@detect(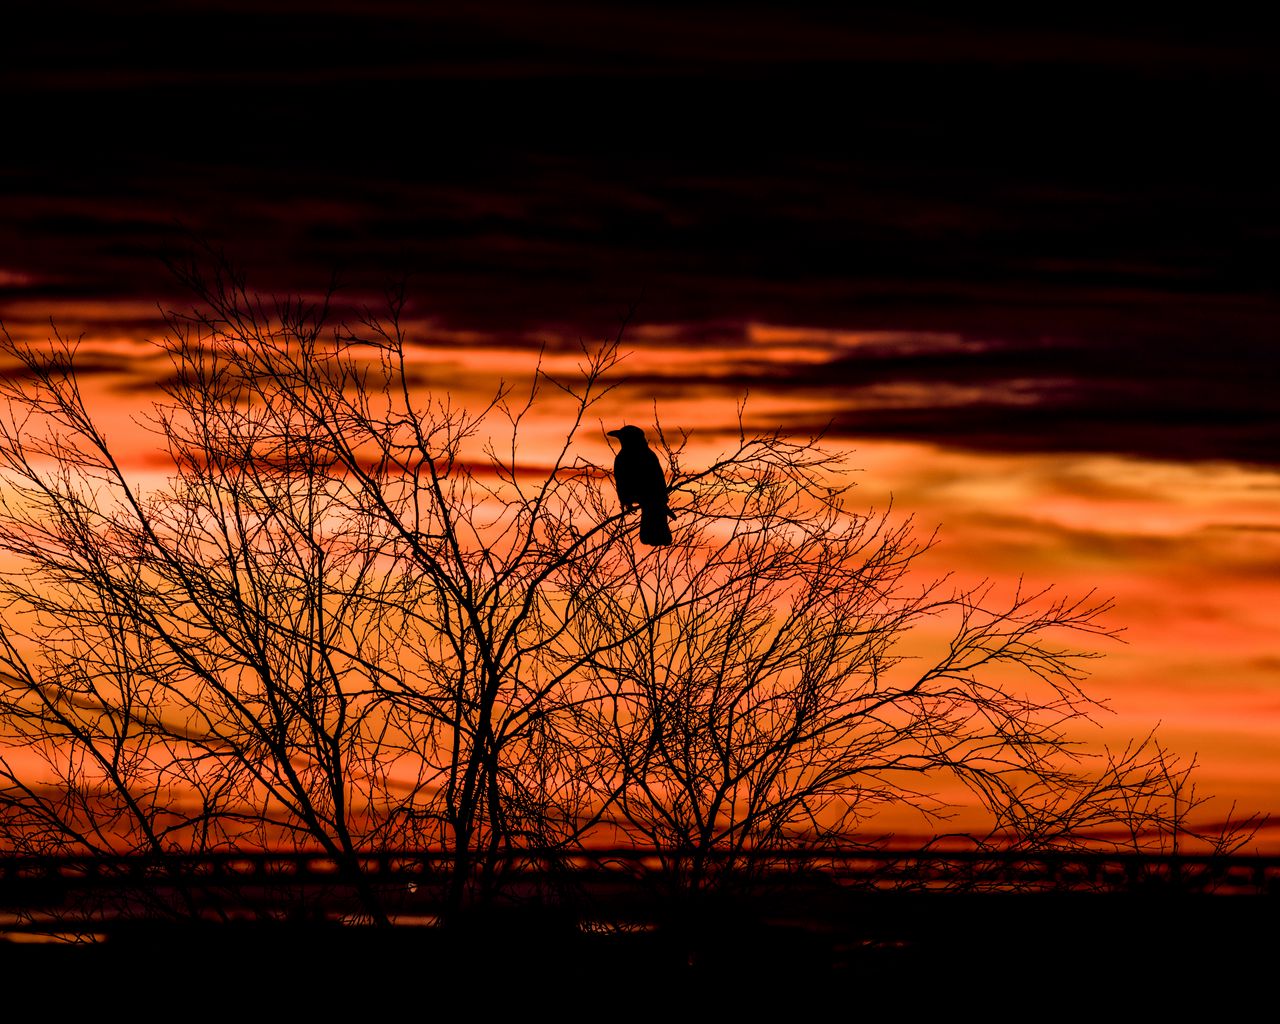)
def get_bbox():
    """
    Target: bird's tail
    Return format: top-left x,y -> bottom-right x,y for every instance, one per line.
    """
639,504 -> 673,546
